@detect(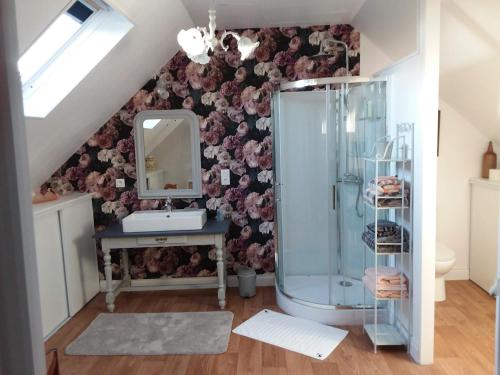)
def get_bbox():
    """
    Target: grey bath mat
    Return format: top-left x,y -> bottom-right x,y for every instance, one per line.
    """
66,311 -> 234,356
